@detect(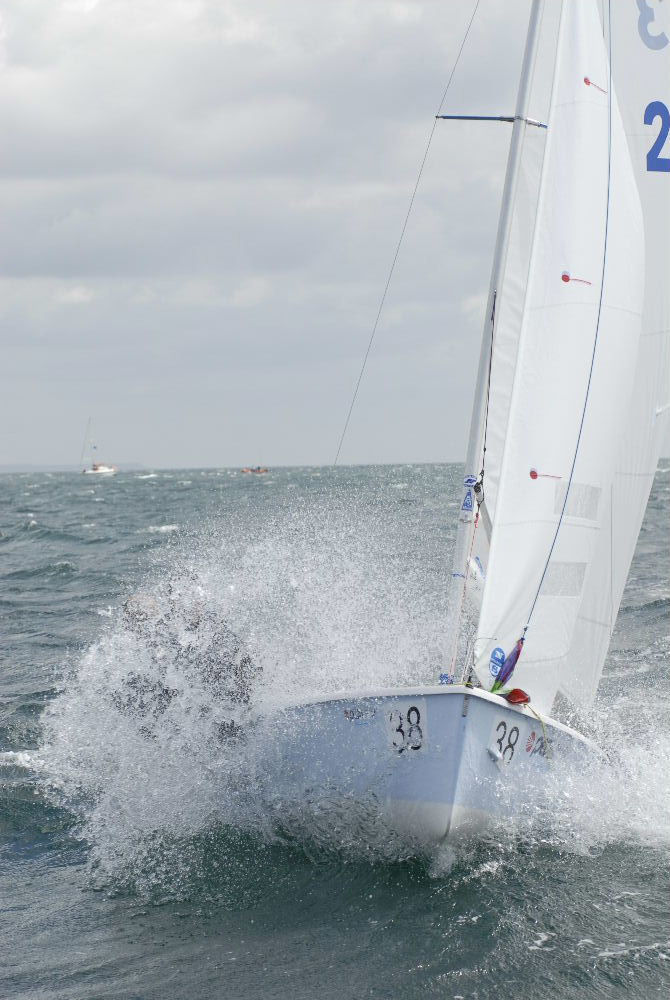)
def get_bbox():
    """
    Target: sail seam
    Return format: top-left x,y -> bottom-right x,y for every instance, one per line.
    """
616,470 -> 657,479
576,614 -> 611,628
525,303 -> 643,318
495,519 -> 600,529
